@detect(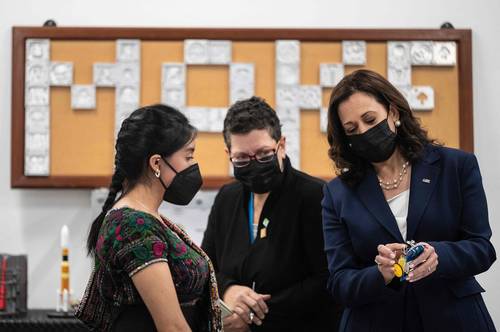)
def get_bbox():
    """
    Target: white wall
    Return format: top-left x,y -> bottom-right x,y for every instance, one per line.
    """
1,0 -> 499,324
